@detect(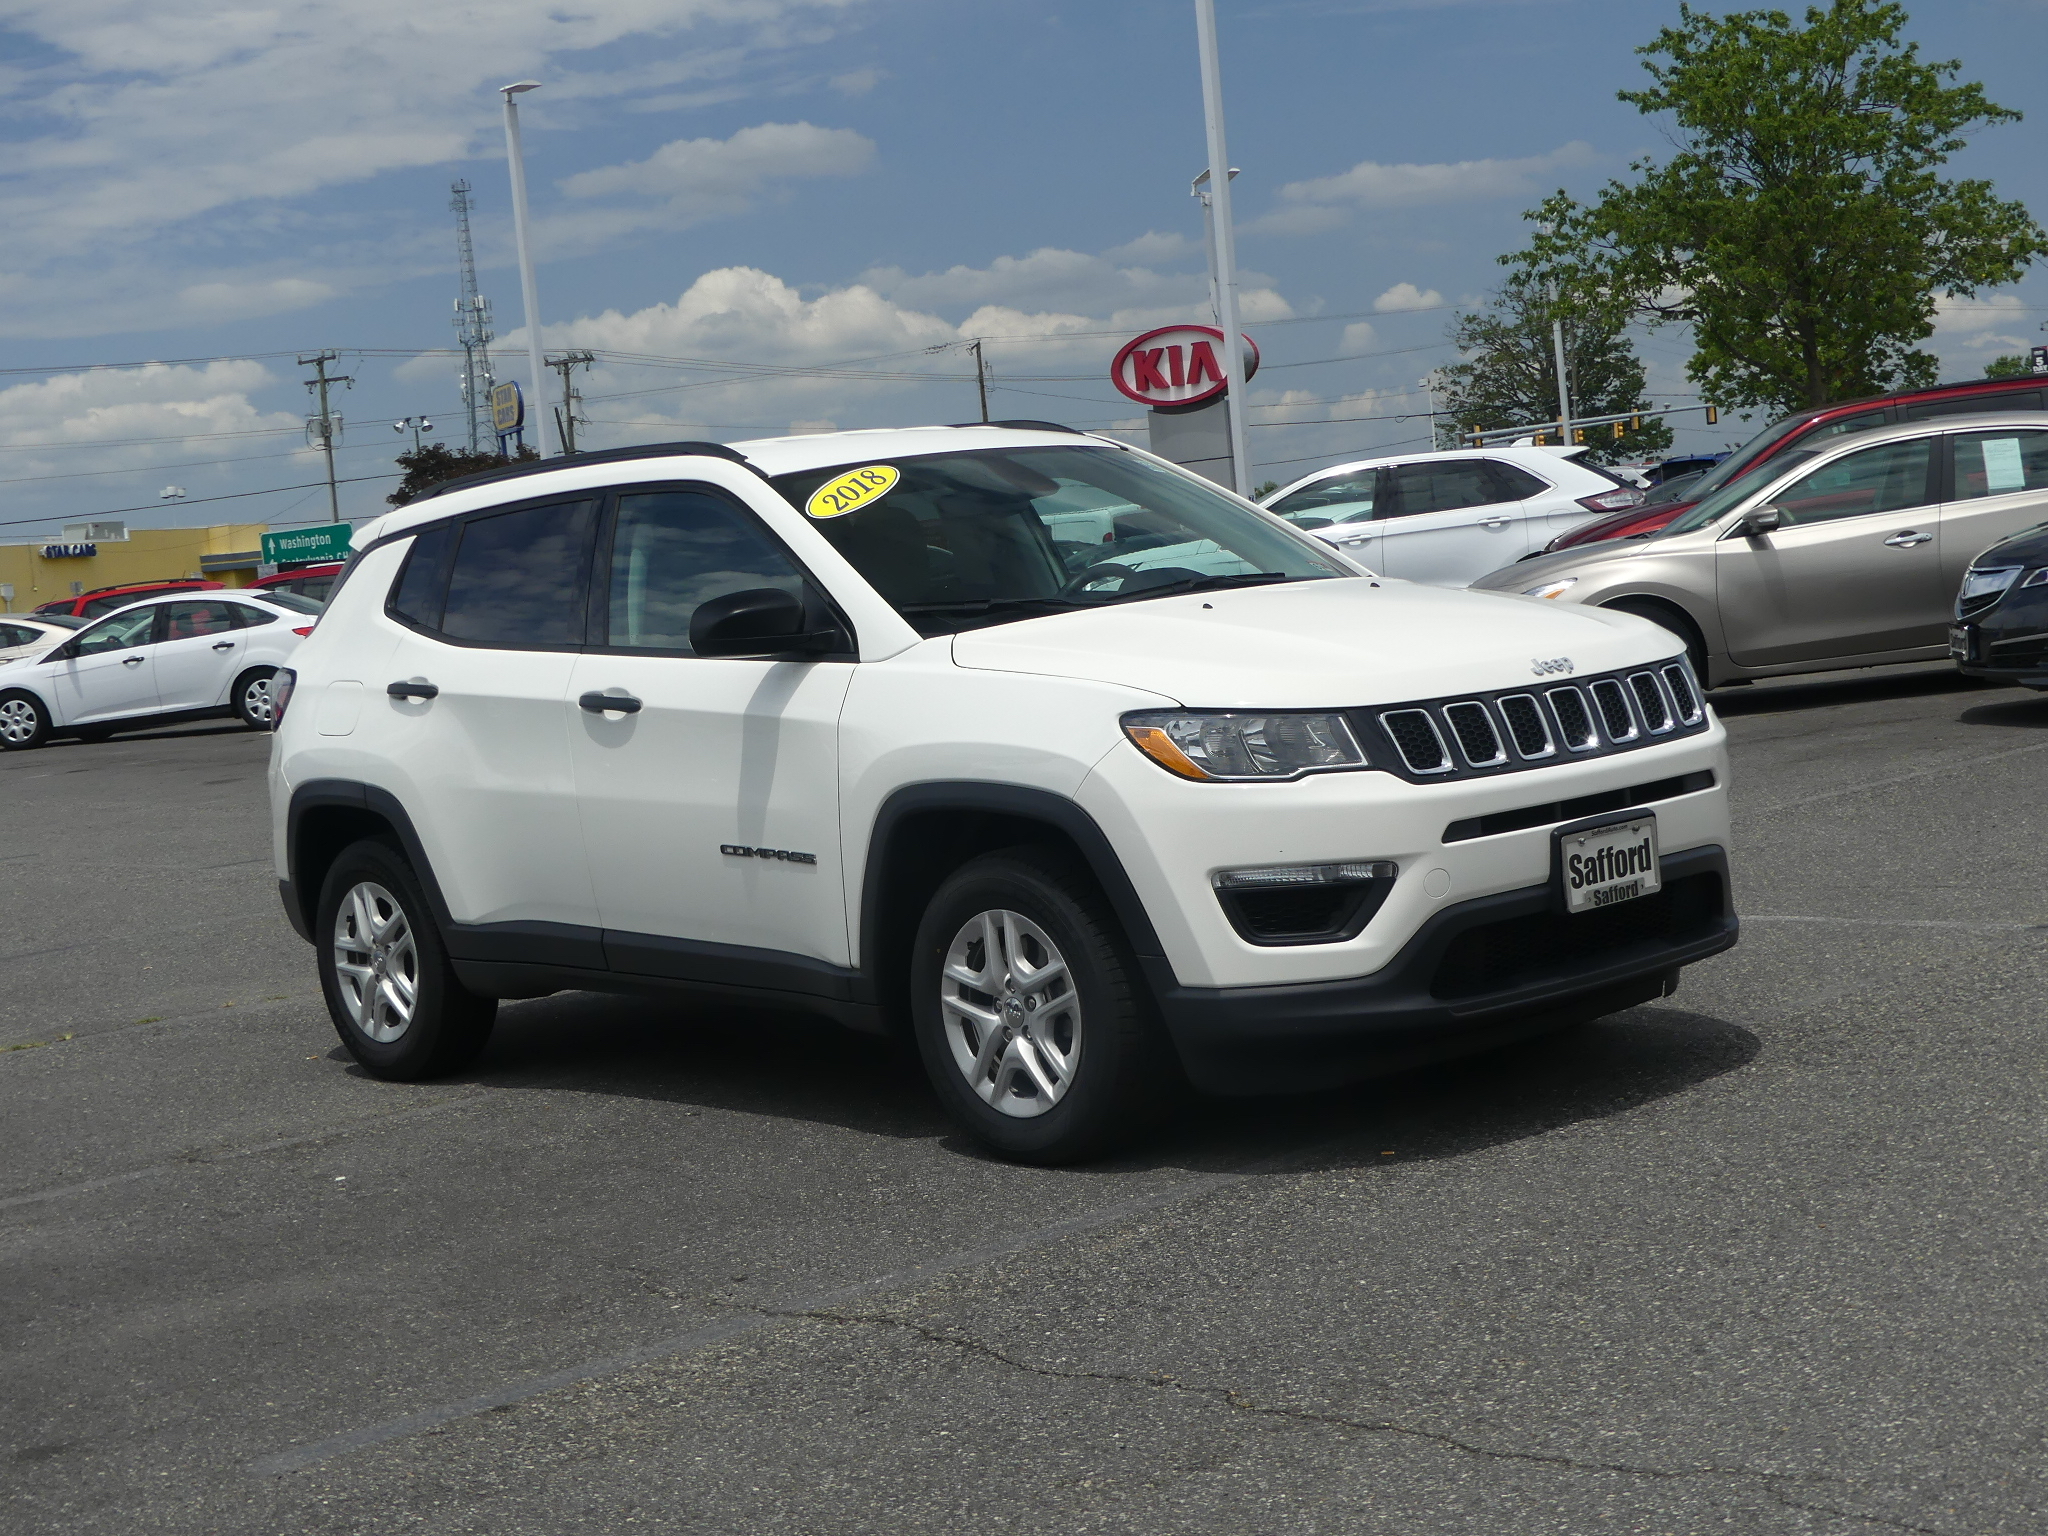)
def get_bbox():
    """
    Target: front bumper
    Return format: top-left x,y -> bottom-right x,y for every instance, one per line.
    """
1147,844 -> 1735,1095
